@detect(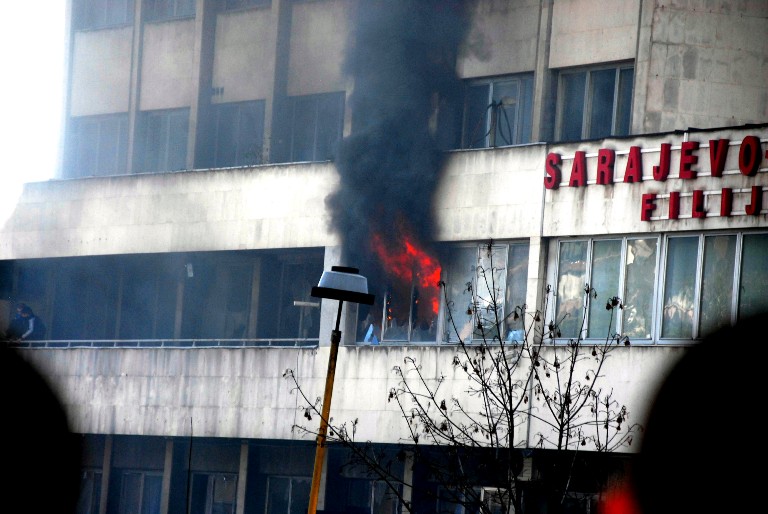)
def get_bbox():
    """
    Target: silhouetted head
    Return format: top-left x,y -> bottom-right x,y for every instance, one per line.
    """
3,348 -> 81,512
634,313 -> 765,514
